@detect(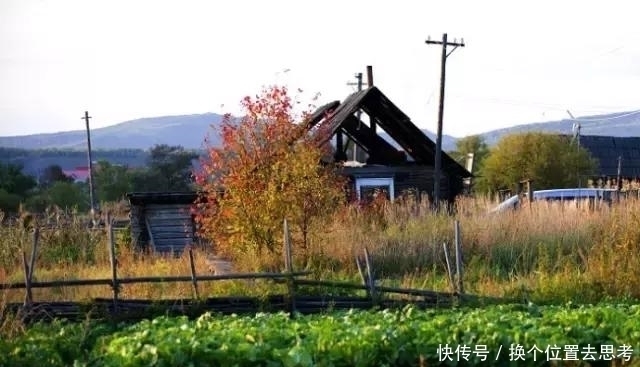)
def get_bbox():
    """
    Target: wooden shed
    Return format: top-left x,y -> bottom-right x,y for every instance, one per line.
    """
126,192 -> 199,255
